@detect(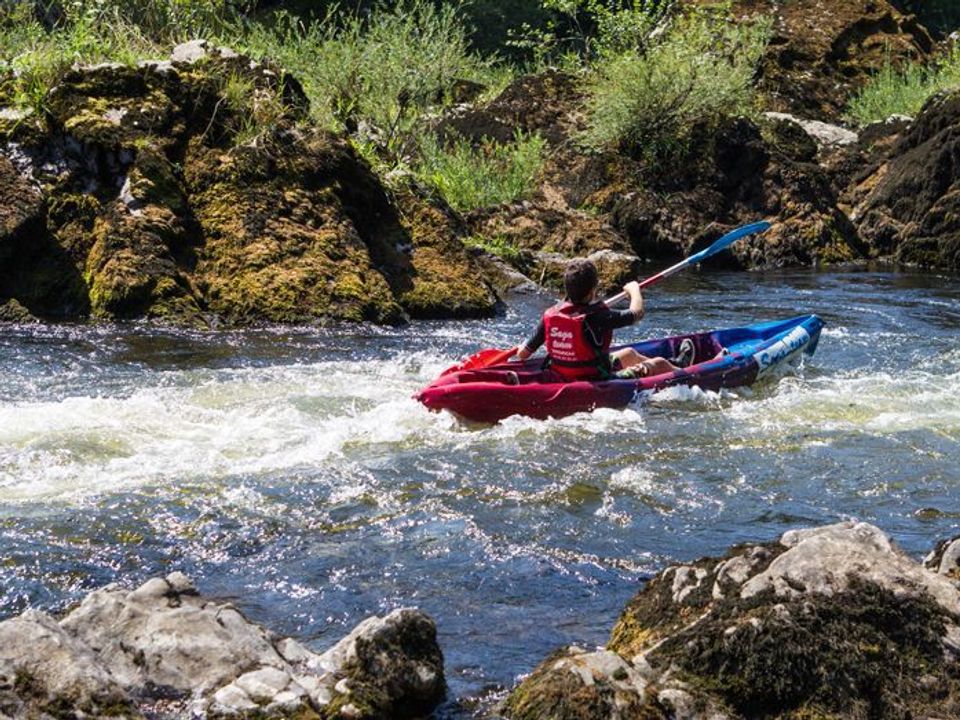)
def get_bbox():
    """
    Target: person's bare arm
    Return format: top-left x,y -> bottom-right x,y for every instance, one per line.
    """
624,281 -> 644,321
